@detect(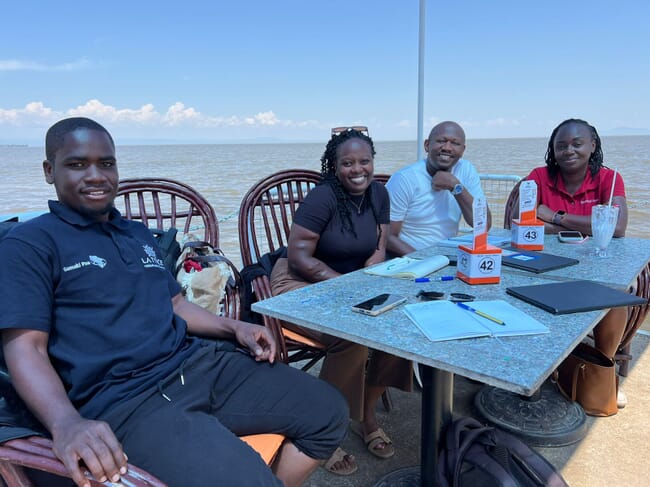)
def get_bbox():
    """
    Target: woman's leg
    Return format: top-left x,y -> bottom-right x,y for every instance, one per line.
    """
593,307 -> 628,358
